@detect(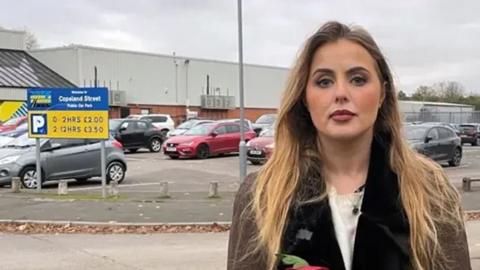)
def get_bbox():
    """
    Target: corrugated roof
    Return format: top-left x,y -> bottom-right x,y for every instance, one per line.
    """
0,49 -> 75,89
